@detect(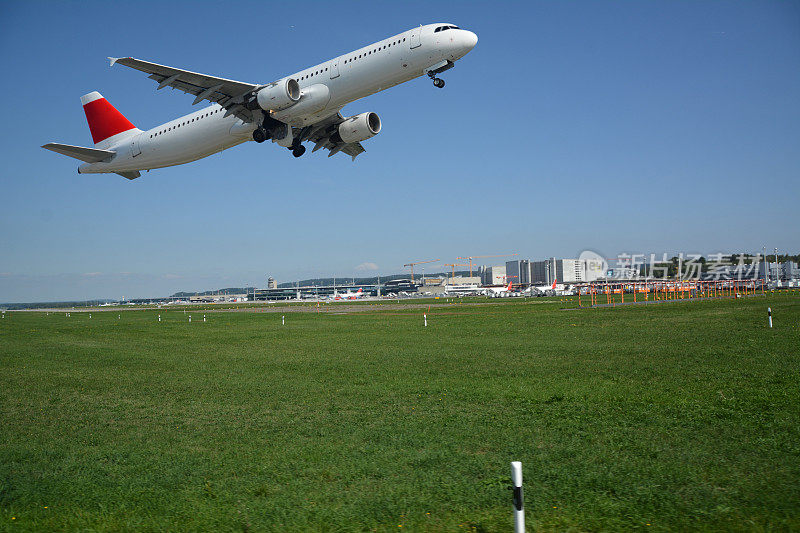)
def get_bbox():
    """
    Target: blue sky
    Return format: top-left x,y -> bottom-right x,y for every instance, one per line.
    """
1,1 -> 798,301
